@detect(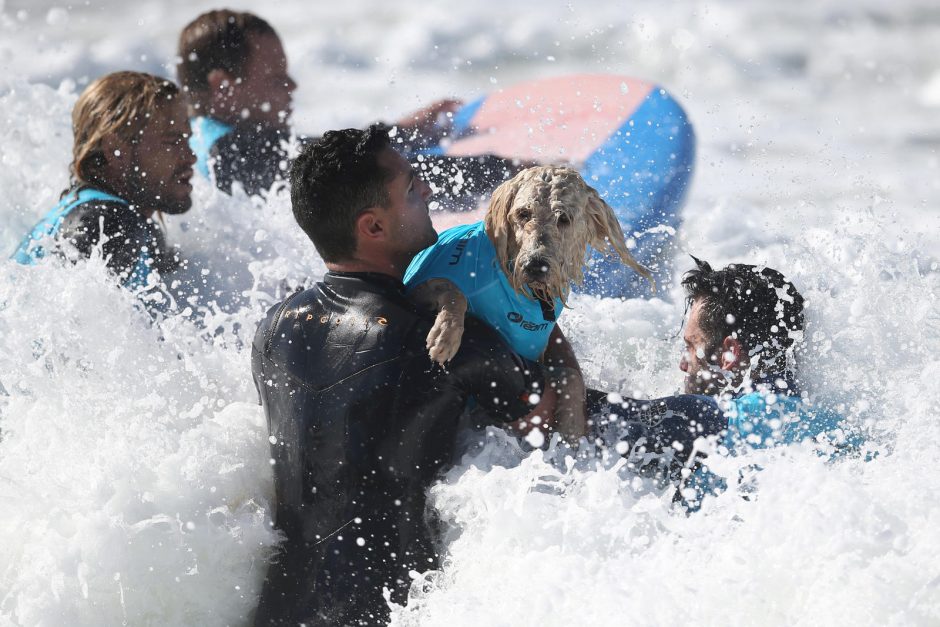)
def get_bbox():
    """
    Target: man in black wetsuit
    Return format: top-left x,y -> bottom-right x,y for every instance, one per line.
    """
251,126 -> 555,625
177,9 -> 522,204
12,71 -> 195,289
